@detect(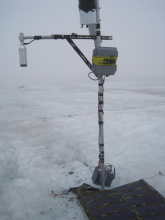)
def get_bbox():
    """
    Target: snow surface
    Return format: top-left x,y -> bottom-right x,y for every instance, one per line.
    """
0,79 -> 165,220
